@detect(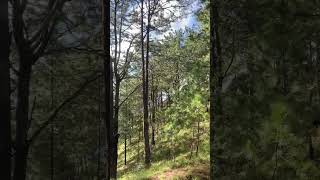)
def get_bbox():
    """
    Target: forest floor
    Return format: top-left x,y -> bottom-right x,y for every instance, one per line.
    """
117,128 -> 210,179
119,160 -> 209,180
149,164 -> 209,180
